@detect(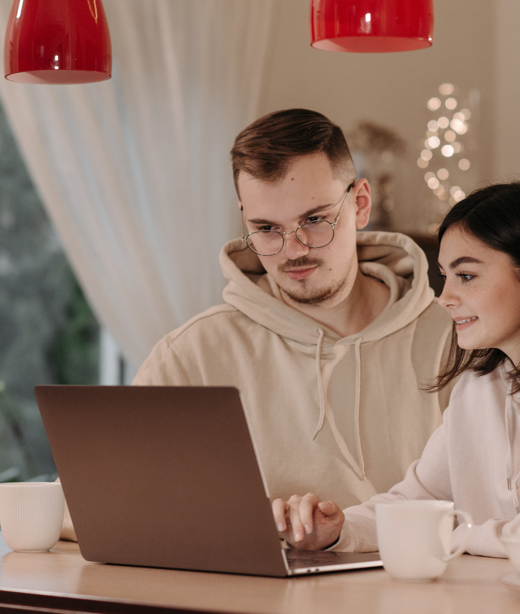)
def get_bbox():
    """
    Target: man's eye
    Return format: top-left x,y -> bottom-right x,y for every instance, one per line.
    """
257,226 -> 277,232
306,216 -> 325,225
